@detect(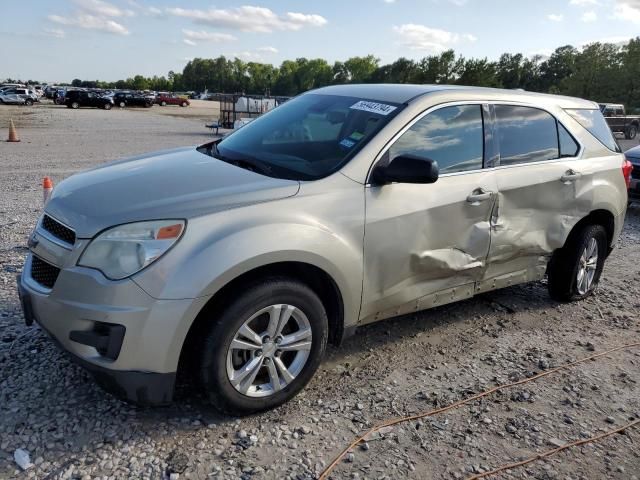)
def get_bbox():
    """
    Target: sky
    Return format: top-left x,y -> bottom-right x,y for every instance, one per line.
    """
1,0 -> 639,83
